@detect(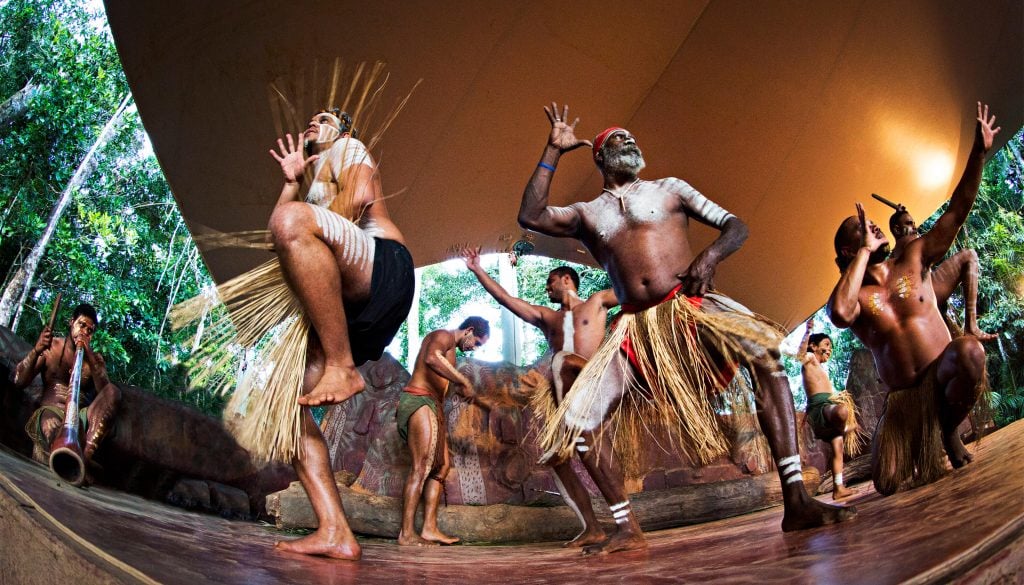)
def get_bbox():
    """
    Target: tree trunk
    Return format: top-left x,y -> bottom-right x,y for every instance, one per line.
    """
0,79 -> 45,127
0,94 -> 132,328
